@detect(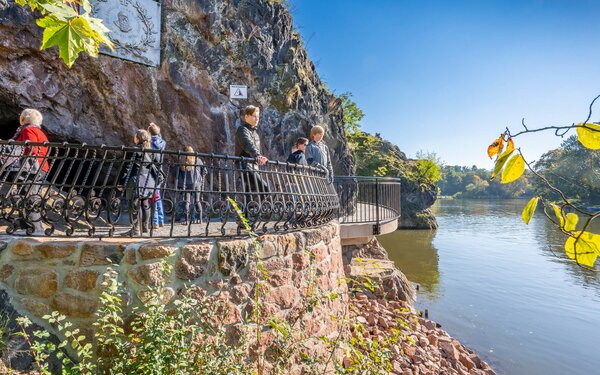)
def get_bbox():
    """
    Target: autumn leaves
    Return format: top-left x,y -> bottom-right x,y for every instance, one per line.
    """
487,134 -> 524,184
488,123 -> 600,267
